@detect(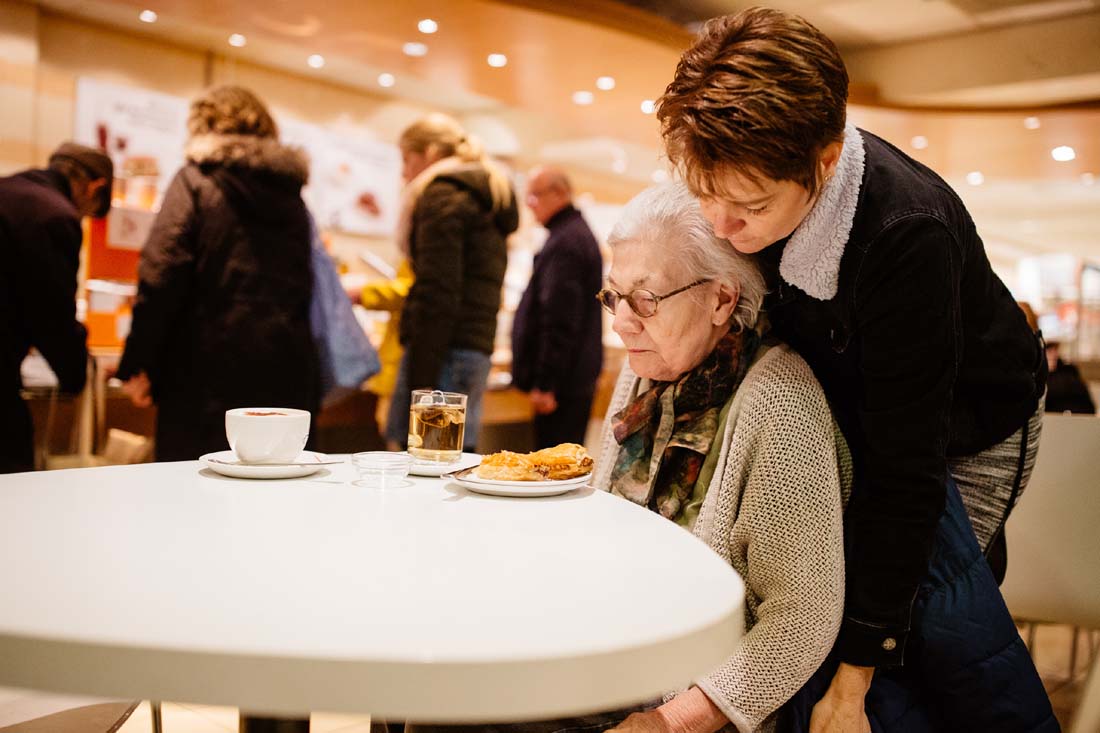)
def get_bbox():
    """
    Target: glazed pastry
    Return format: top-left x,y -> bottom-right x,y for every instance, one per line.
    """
476,443 -> 593,481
